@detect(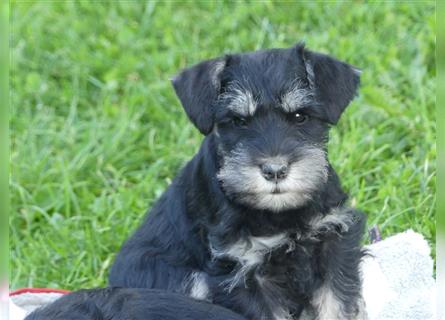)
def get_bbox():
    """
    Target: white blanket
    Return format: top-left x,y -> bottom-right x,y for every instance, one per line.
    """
10,230 -> 437,320
362,230 -> 436,320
